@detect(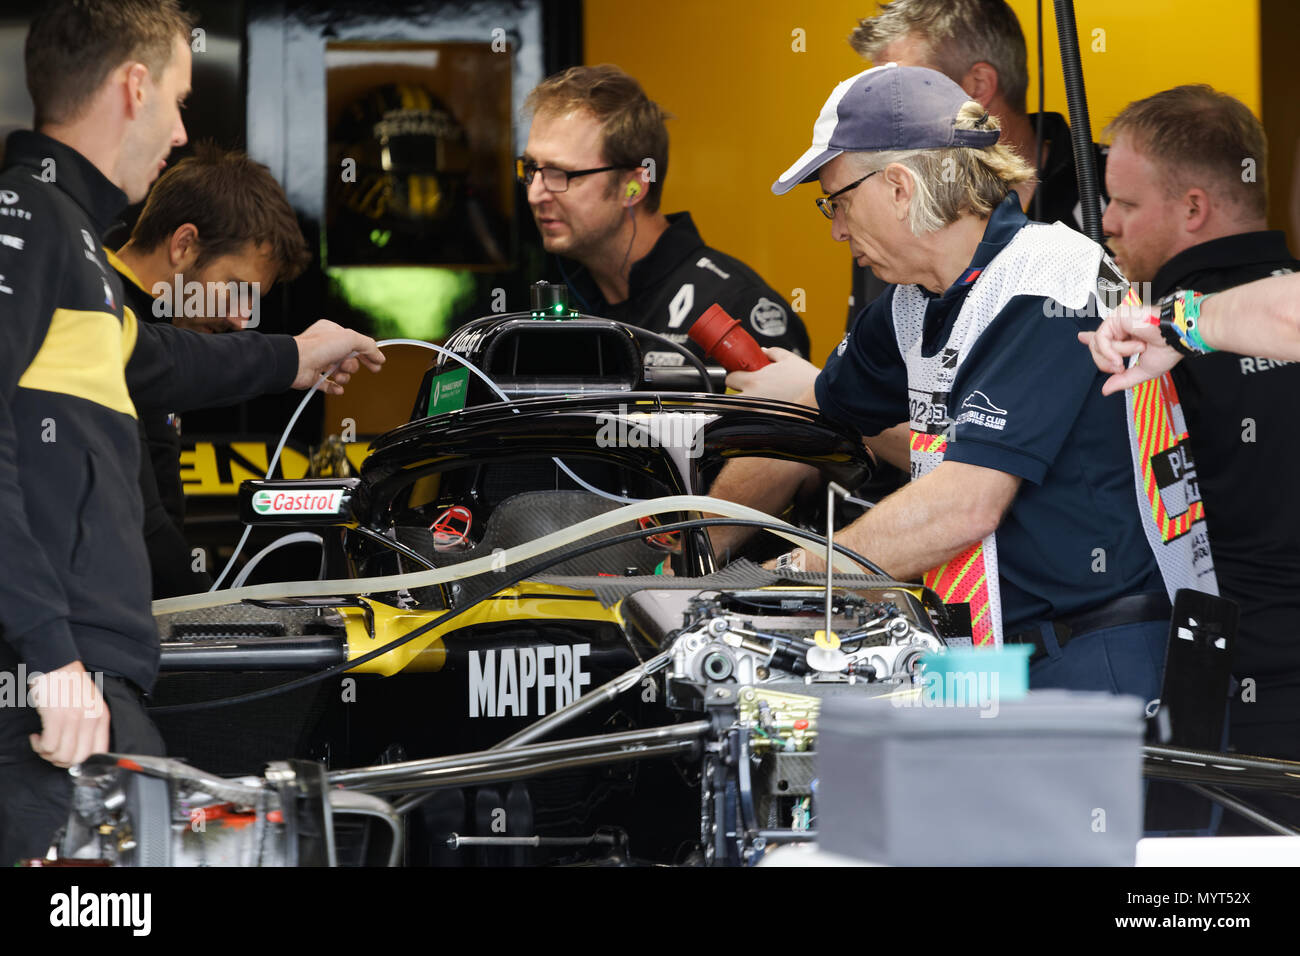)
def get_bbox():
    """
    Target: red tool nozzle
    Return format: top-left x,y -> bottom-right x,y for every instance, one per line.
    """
688,304 -> 772,372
